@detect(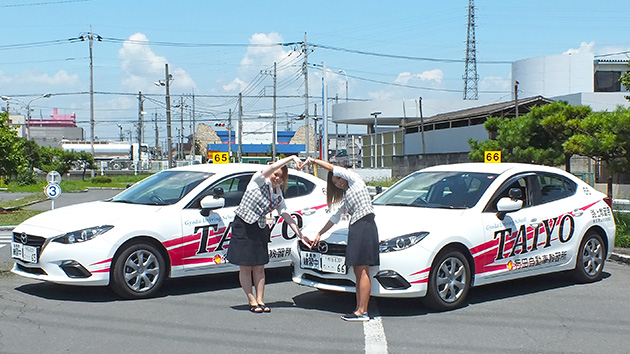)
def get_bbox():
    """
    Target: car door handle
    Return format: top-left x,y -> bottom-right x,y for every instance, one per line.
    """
573,209 -> 584,217
302,208 -> 316,216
